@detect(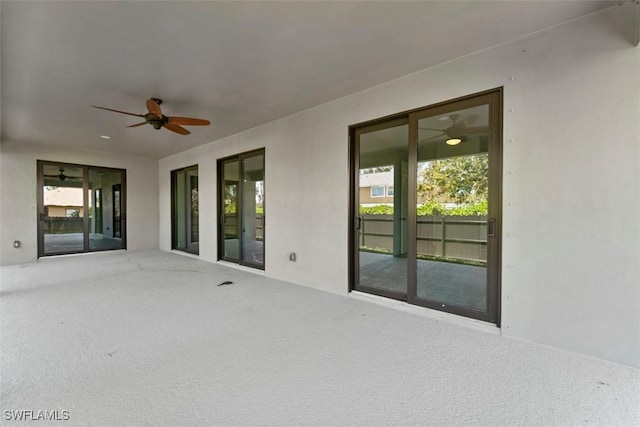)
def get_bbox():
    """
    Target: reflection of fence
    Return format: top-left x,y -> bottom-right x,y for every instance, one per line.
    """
44,217 -> 84,234
360,214 -> 487,263
222,213 -> 264,240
